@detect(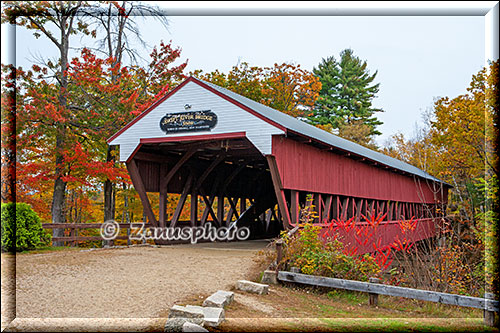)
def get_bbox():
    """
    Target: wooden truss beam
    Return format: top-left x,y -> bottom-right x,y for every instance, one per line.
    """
323,195 -> 332,222
200,188 -> 220,226
190,189 -> 198,227
126,159 -> 157,227
158,146 -> 198,227
266,155 -> 292,229
193,152 -> 227,191
134,151 -> 170,163
220,164 -> 246,194
314,193 -> 322,223
170,173 -> 194,228
290,190 -> 299,224
240,197 -> 246,212
191,153 -> 227,228
216,164 -> 246,226
354,198 -> 363,222
163,146 -> 198,187
226,197 -> 240,226
200,171 -> 223,226
341,197 -> 349,221
225,203 -> 234,227
159,164 -> 168,228
217,195 -> 225,224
